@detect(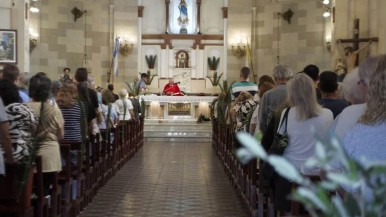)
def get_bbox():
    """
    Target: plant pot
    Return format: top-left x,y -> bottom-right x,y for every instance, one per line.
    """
212,85 -> 221,95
